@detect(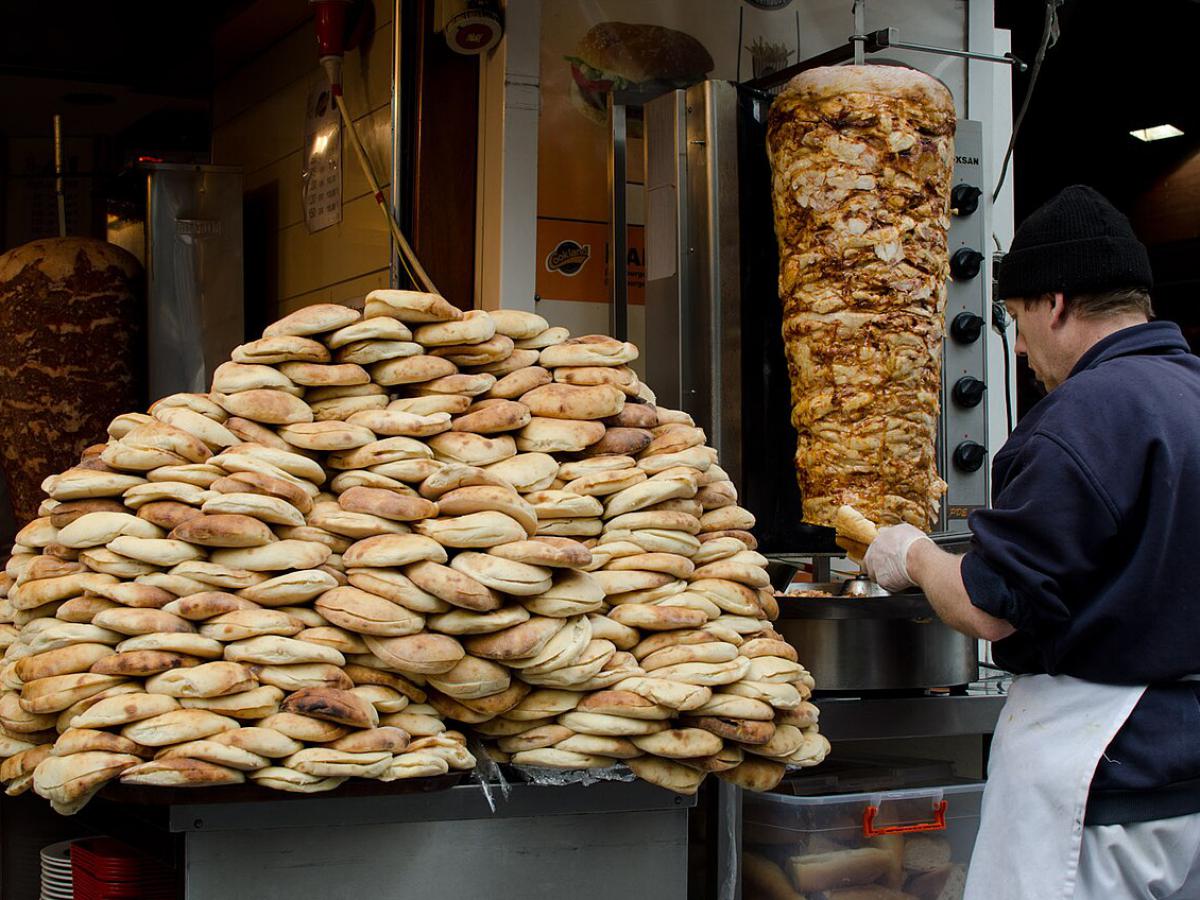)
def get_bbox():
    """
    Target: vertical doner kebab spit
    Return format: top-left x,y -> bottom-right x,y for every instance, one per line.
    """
767,66 -> 957,531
